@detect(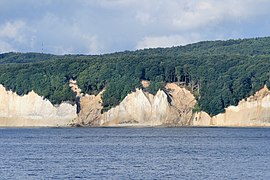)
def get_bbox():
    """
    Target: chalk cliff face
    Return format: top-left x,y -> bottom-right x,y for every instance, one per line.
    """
165,83 -> 196,125
77,82 -> 270,127
2,79 -> 270,127
0,84 -> 77,127
193,85 -> 270,127
100,89 -> 170,126
76,83 -> 196,126
77,92 -> 103,125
